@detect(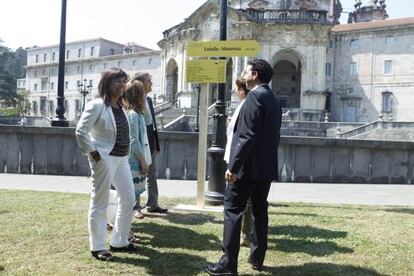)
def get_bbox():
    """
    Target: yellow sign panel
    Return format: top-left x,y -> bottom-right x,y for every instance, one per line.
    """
186,60 -> 226,83
187,40 -> 260,57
